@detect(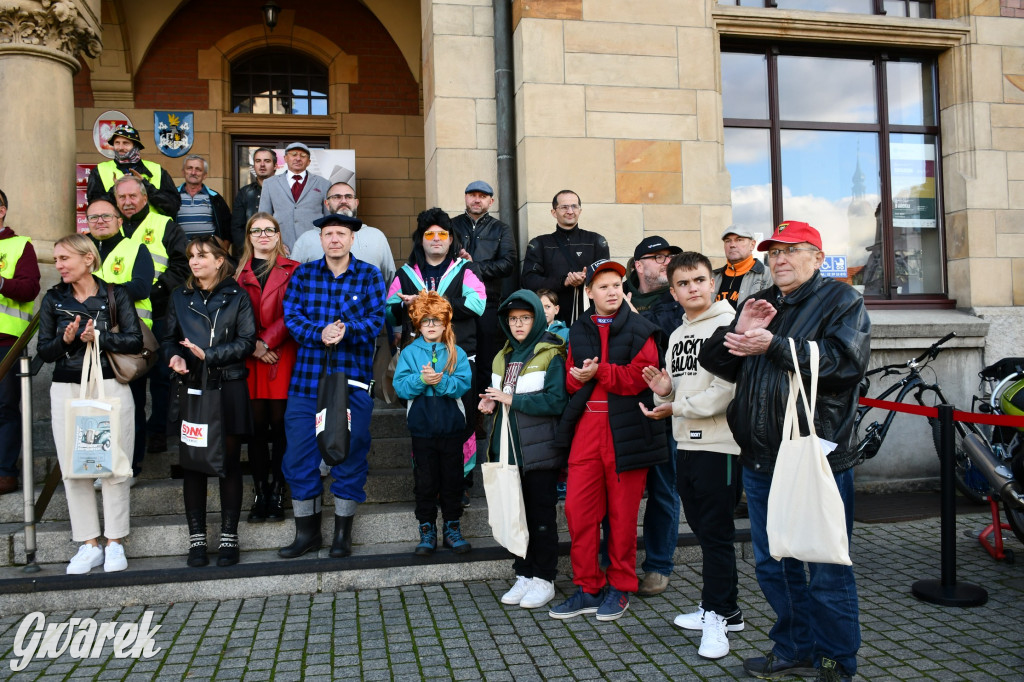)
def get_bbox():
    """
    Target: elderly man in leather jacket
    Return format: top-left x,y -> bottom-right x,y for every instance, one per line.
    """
698,220 -> 870,682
